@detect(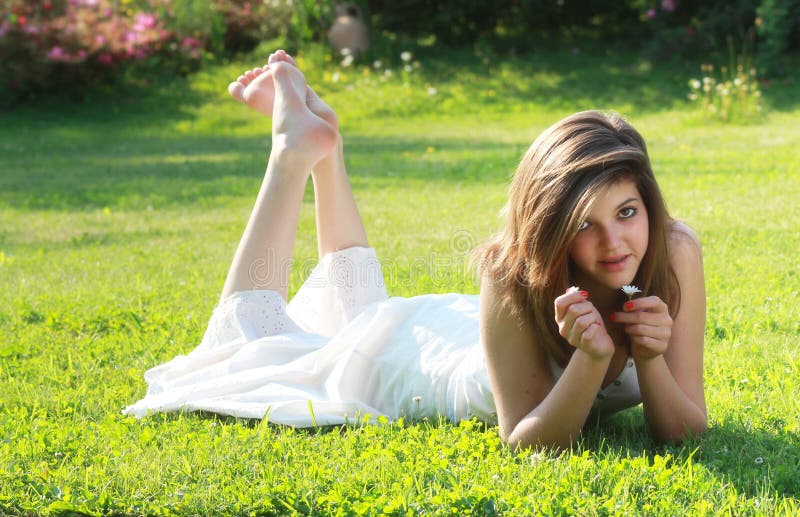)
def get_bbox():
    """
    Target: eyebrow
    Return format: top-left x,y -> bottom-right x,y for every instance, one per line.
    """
615,197 -> 640,209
